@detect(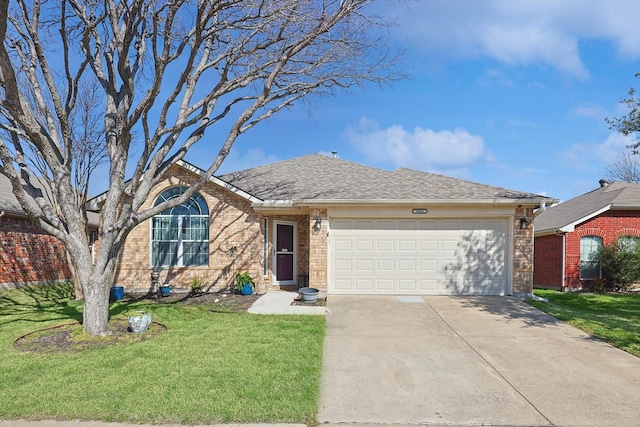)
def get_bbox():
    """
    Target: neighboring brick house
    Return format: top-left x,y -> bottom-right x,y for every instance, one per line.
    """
534,180 -> 640,290
0,173 -> 99,290
90,154 -> 553,296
